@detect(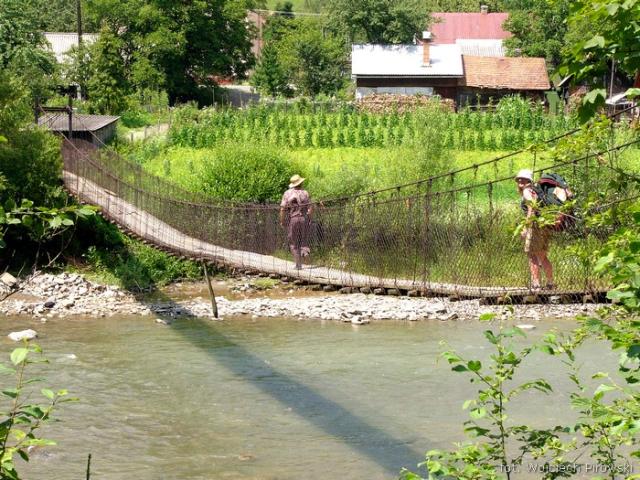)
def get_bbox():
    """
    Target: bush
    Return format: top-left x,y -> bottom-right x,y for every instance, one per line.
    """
82,237 -> 201,290
200,145 -> 293,202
